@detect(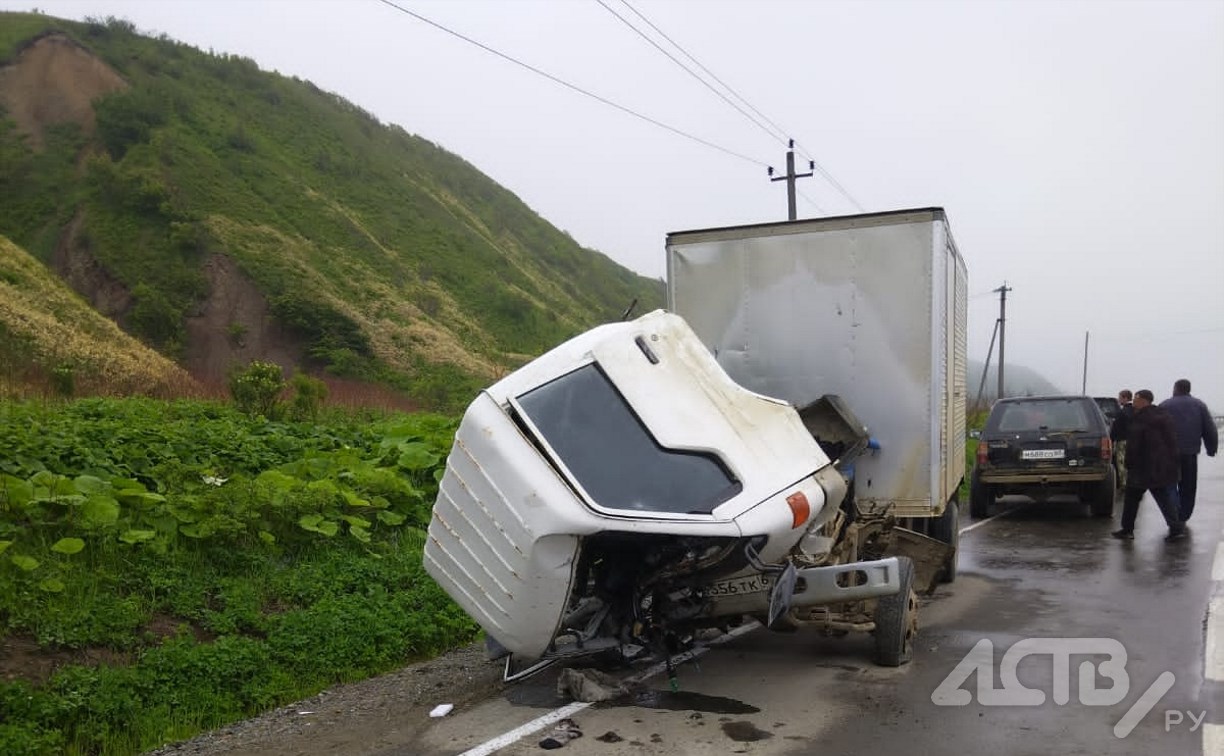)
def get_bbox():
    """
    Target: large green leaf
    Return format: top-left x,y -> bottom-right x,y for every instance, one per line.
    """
38,577 -> 66,593
1,475 -> 34,507
256,470 -> 299,491
51,537 -> 86,555
11,555 -> 40,571
115,489 -> 166,508
396,442 -> 440,471
297,514 -> 339,536
119,529 -> 157,544
73,475 -> 108,495
0,540 -> 12,555
82,495 -> 121,527
376,510 -> 406,526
